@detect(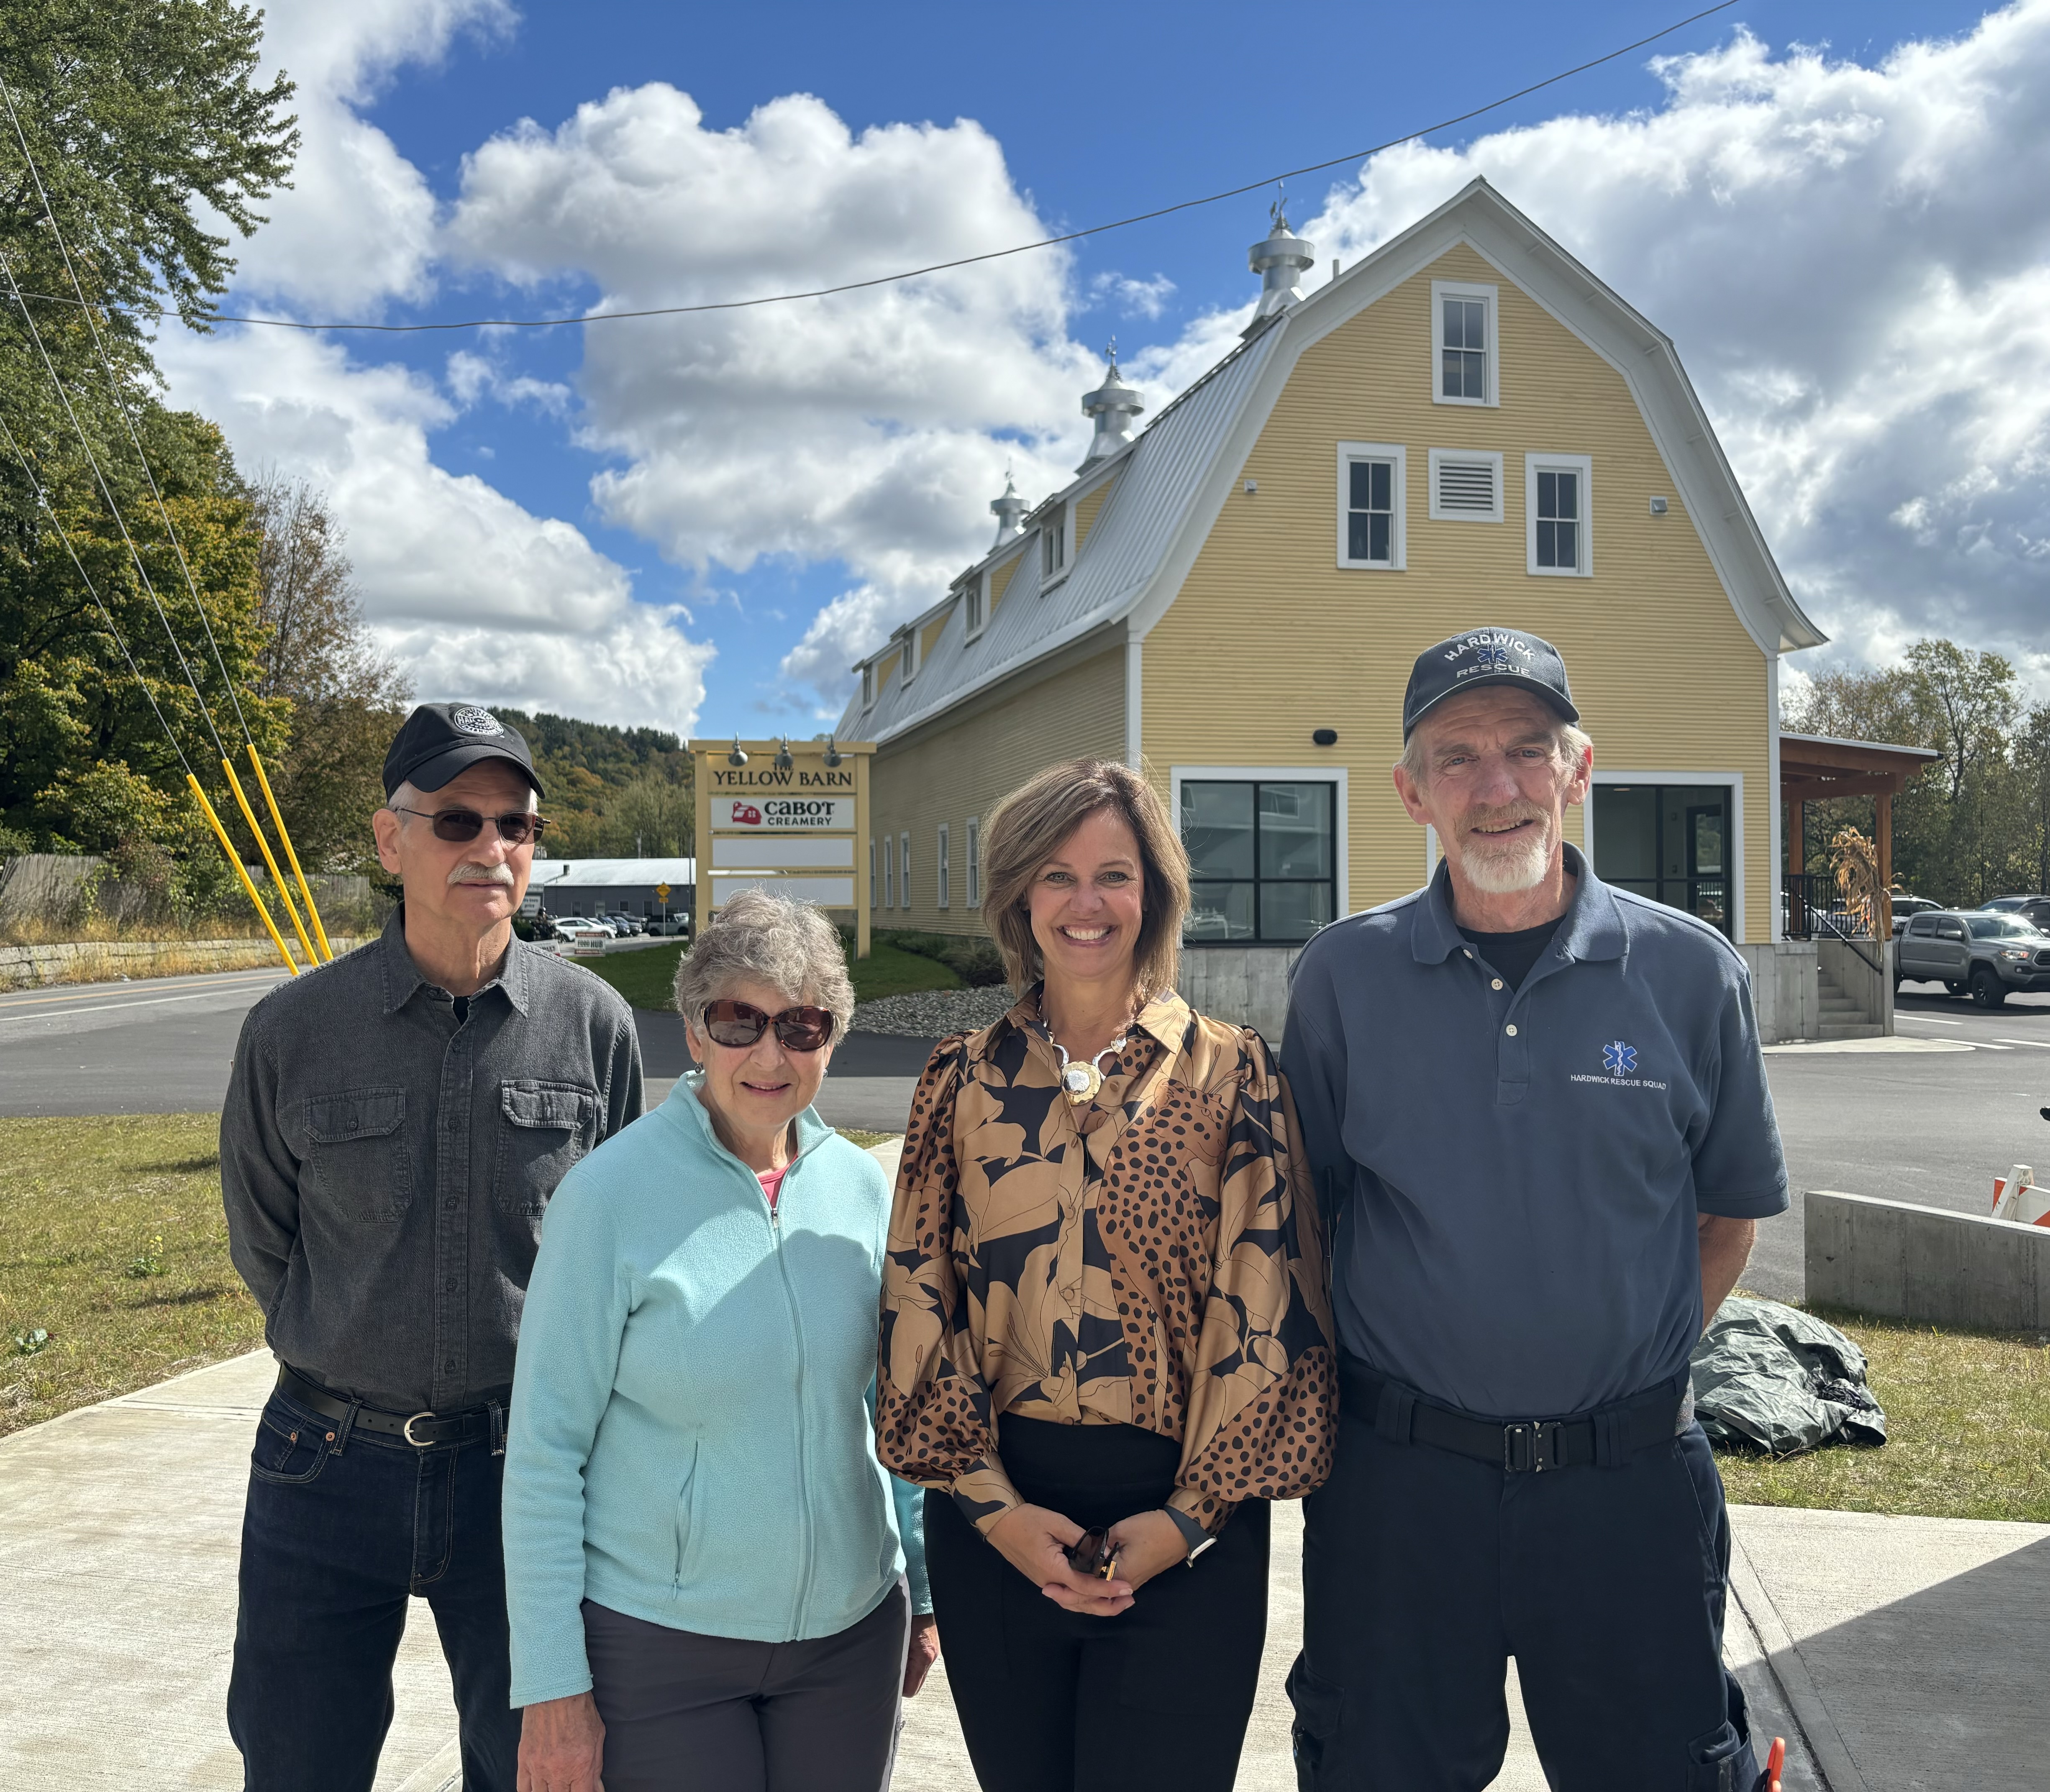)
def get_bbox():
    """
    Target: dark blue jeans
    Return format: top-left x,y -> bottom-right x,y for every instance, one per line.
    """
1292,1401 -> 1759,1790
227,1388 -> 519,1792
